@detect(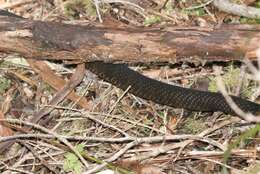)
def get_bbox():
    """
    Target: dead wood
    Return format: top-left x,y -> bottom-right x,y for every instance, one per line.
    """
0,15 -> 260,64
